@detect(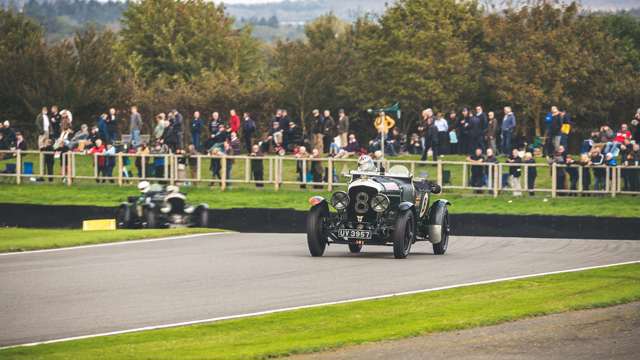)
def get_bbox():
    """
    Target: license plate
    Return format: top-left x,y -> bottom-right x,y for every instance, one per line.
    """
338,229 -> 372,239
